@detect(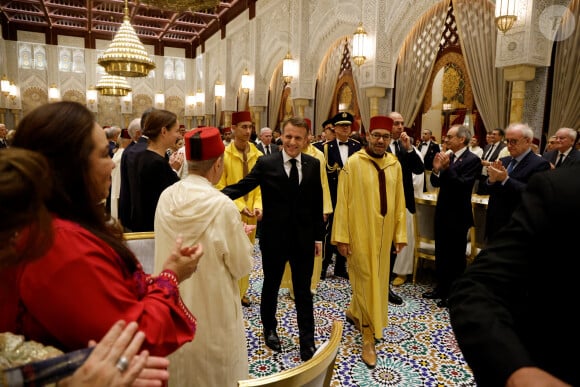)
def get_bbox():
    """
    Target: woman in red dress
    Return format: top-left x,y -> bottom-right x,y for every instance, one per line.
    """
1,101 -> 203,357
